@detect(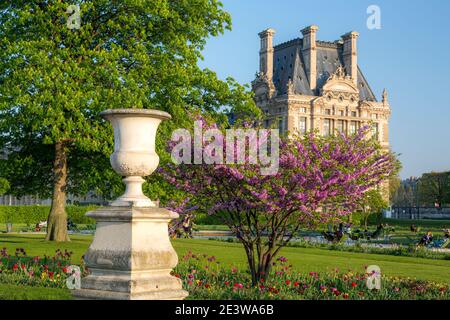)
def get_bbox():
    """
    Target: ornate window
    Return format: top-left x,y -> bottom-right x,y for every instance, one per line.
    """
350,121 -> 358,135
299,117 -> 307,134
323,119 -> 331,136
372,123 -> 379,140
336,120 -> 344,133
